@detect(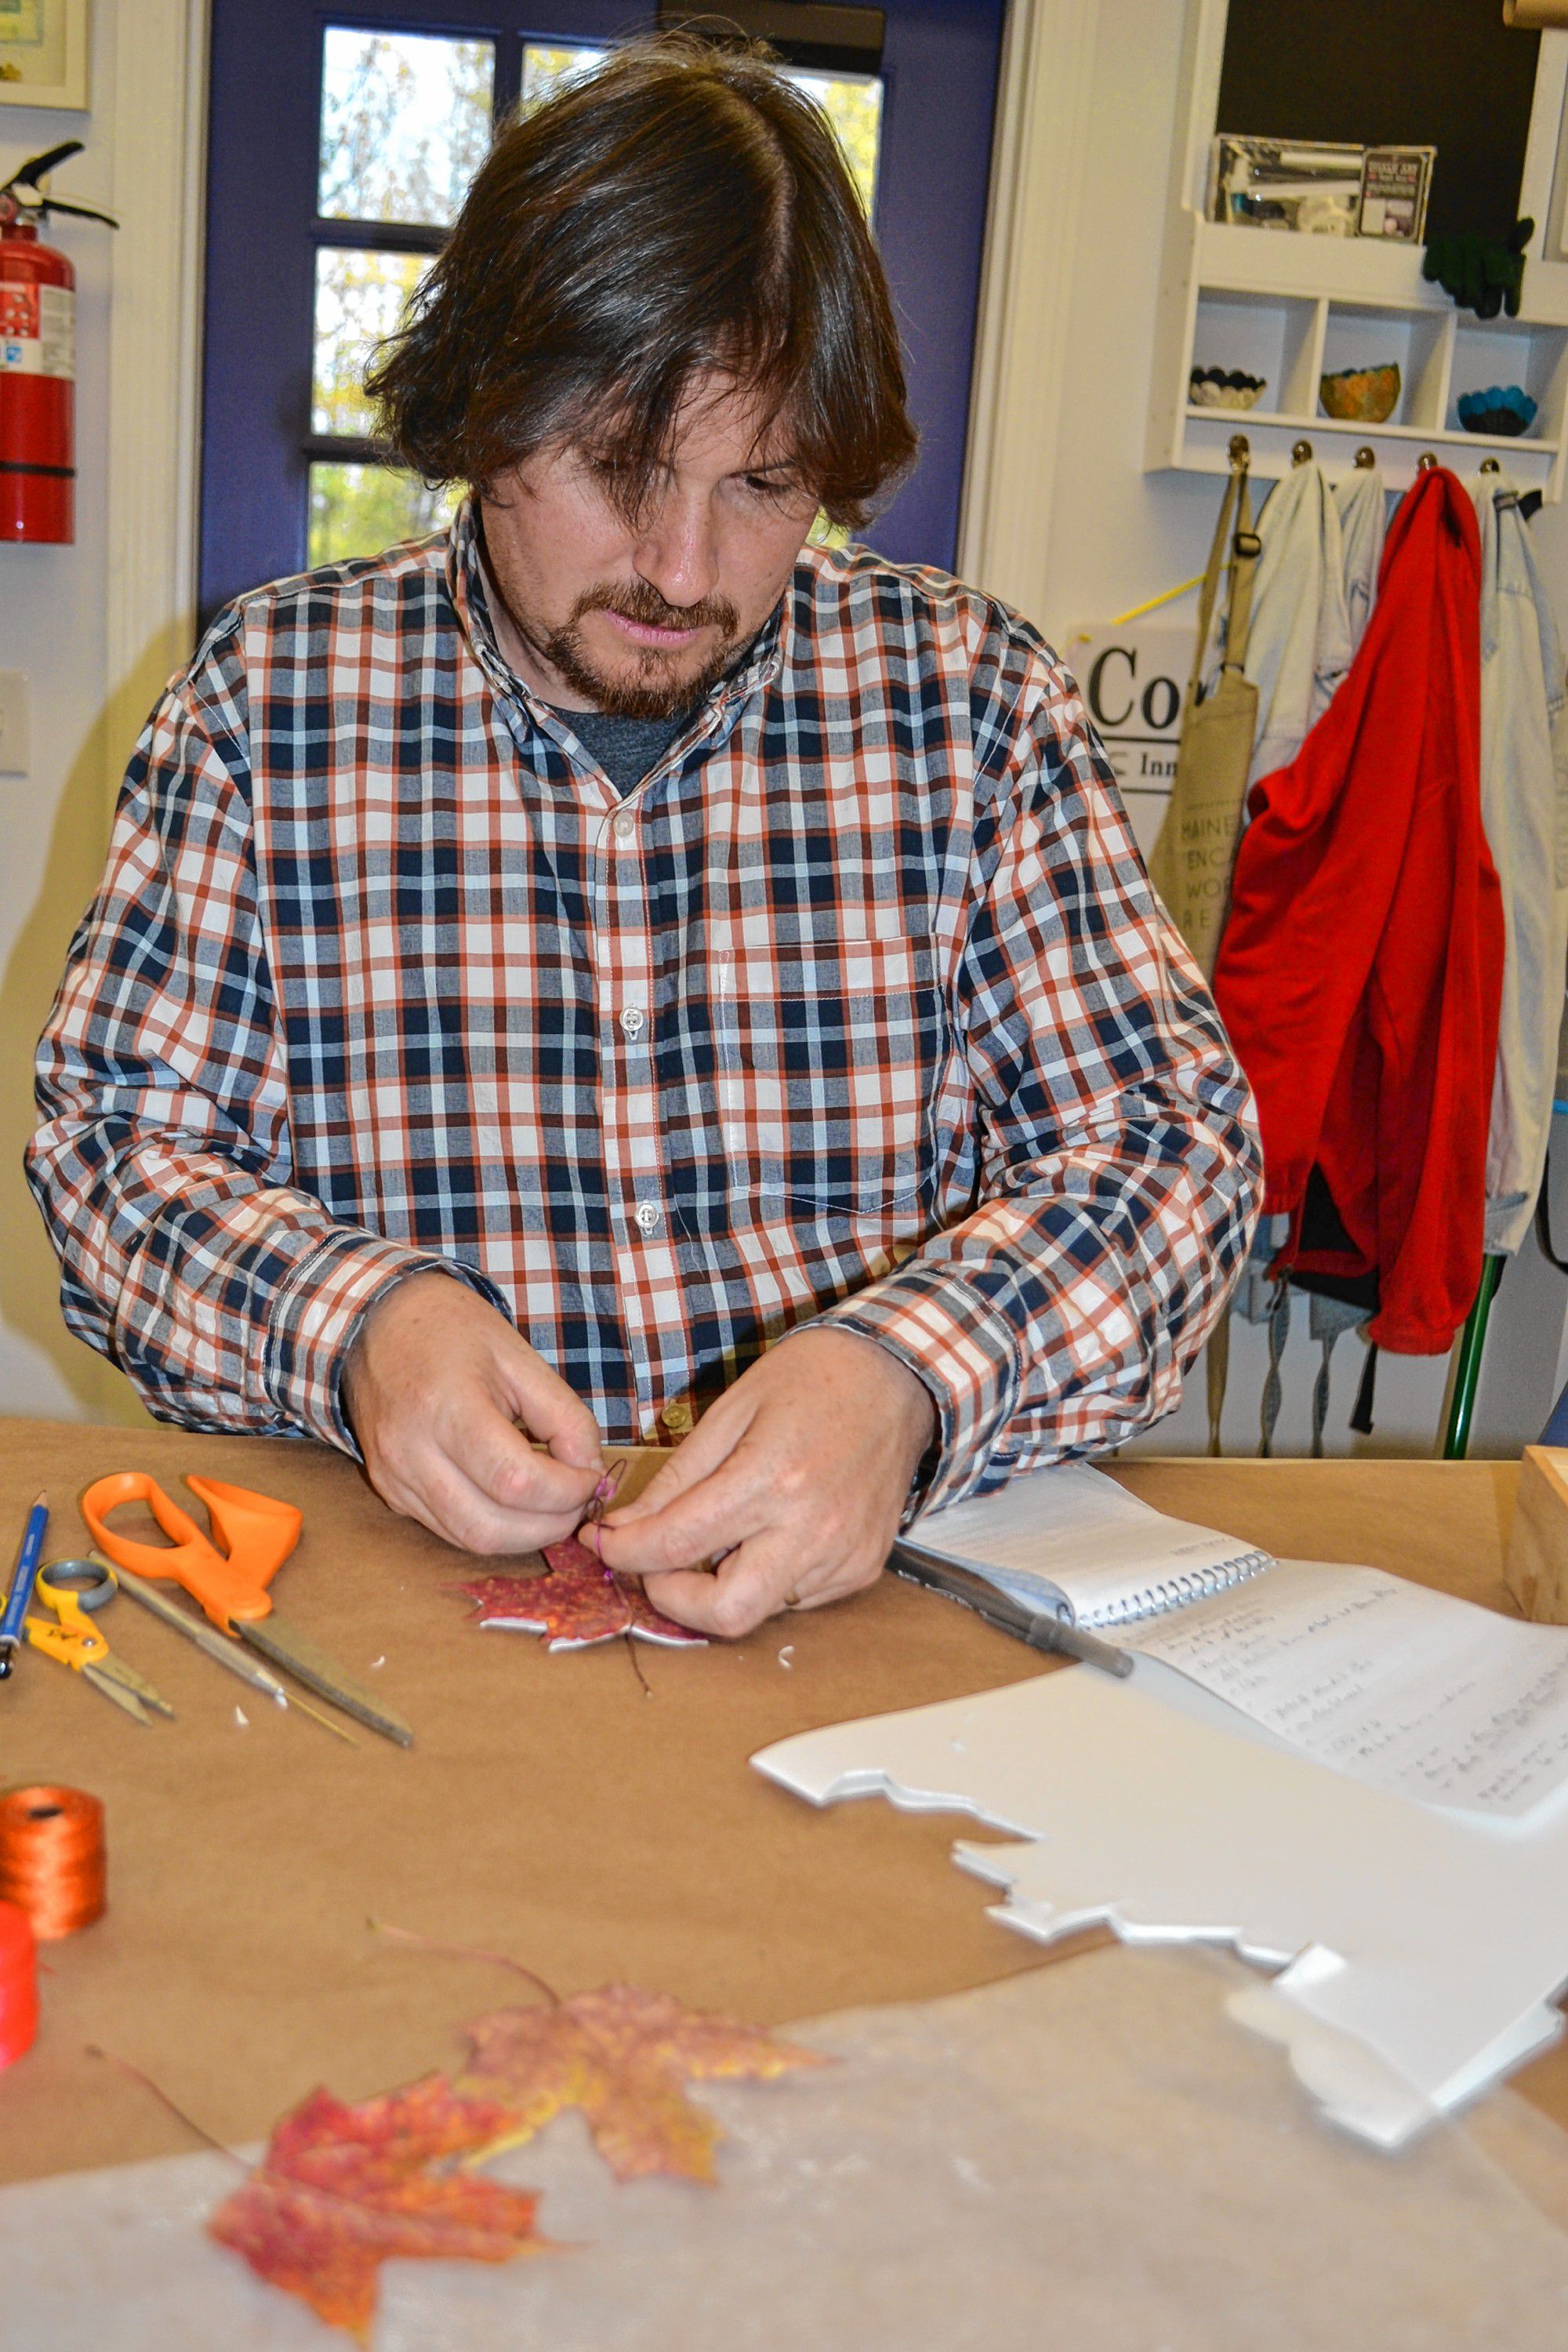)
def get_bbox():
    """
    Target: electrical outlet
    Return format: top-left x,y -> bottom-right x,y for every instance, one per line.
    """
0,672 -> 29,777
